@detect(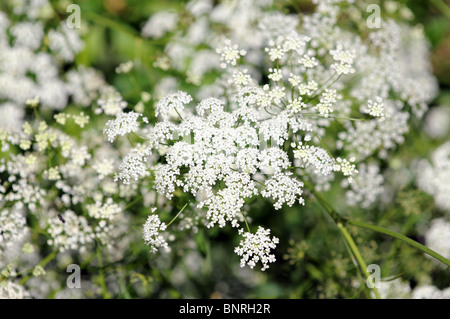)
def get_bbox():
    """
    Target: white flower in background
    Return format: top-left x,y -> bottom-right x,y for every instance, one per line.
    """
412,285 -> 450,299
330,46 -> 356,75
424,106 -> 450,139
425,218 -> 450,261
235,227 -> 279,271
416,142 -> 450,212
0,208 -> 27,250
155,91 -> 192,120
48,23 -> 84,62
0,281 -> 29,299
10,21 -> 44,50
344,163 -> 384,208
104,111 -> 145,142
143,211 -> 170,253
376,278 -> 412,299
97,89 -> 128,115
115,61 -> 134,74
363,97 -> 386,119
92,158 -> 115,180
47,211 -> 95,253
216,39 -> 247,69
142,11 -> 178,39
87,199 -> 121,220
